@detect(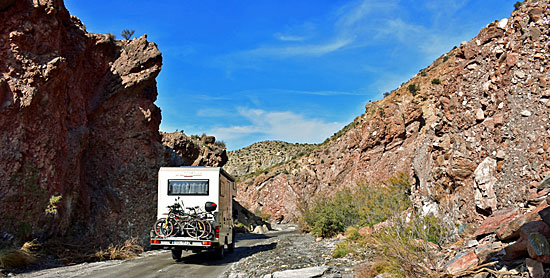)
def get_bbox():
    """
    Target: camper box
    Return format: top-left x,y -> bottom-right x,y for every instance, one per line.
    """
150,166 -> 236,260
